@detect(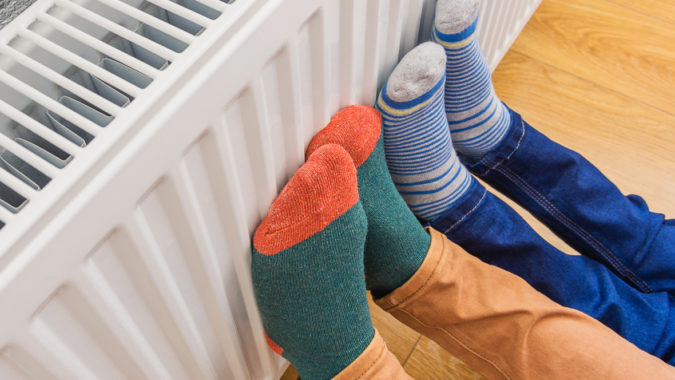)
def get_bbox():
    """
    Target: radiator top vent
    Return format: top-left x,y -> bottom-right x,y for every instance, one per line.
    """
0,0 -> 234,231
